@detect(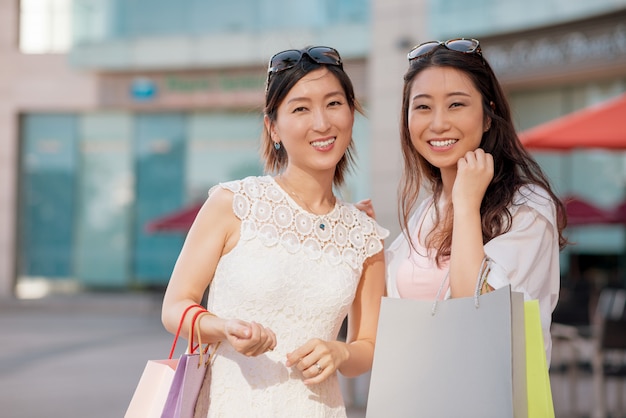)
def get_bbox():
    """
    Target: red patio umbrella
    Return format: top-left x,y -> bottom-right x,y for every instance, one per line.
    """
145,203 -> 203,233
519,93 -> 626,150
